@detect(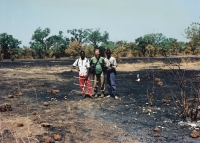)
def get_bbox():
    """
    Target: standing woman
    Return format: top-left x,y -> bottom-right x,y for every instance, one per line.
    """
104,50 -> 118,99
